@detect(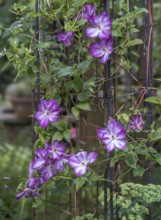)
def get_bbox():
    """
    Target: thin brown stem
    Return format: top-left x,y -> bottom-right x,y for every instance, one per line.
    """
74,188 -> 77,220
